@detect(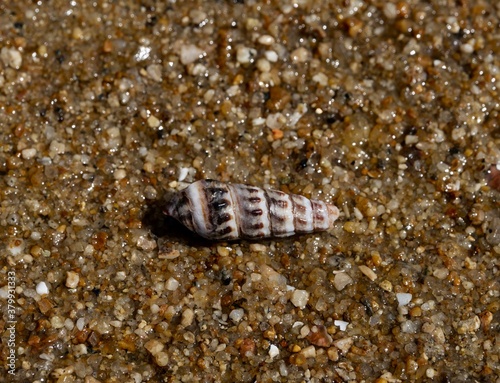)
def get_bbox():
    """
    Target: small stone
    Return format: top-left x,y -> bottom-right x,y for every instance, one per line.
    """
307,325 -> 332,347
266,86 -> 291,112
256,58 -> 271,73
229,308 -> 244,323
312,72 -> 328,86
291,289 -> 309,309
165,277 -> 179,291
359,265 -> 377,281
217,246 -> 230,257
401,320 -> 418,333
49,140 -> 65,156
180,44 -> 204,65
456,315 -> 480,334
300,345 -> 316,358
155,351 -> 169,367
74,344 -> 88,357
260,265 -> 287,292
21,148 -> 37,160
333,337 -> 353,354
147,115 -> 161,128
236,46 -> 256,64
144,339 -> 164,355
264,50 -> 278,62
113,169 -> 127,180
379,280 -> 393,292
257,34 -> 275,45
249,243 -> 267,252
327,347 -> 339,361
333,272 -> 353,291
158,249 -> 180,260
51,315 -> 65,329
290,47 -> 310,63
426,368 -> 437,379
181,308 -> 194,327
37,298 -> 54,314
432,267 -> 449,280
65,271 -> 80,289
136,234 -> 157,251
36,281 -> 49,295
239,338 -> 256,357
1,47 -> 22,69
396,293 -> 412,307
334,320 -> 349,331
268,344 -> 279,359
7,238 -> 24,255
146,64 -> 162,82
